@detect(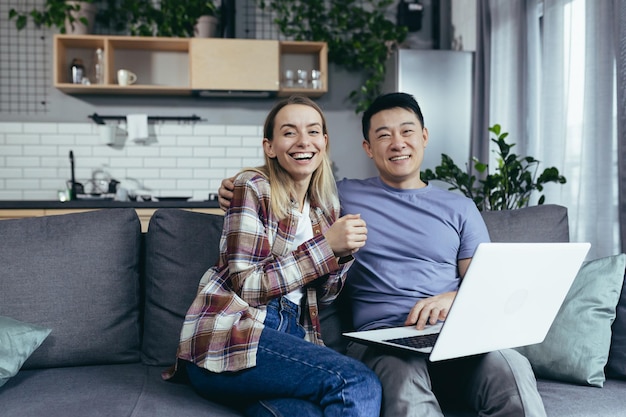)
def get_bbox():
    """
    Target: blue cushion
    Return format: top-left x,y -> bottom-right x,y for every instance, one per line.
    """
0,316 -> 50,387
